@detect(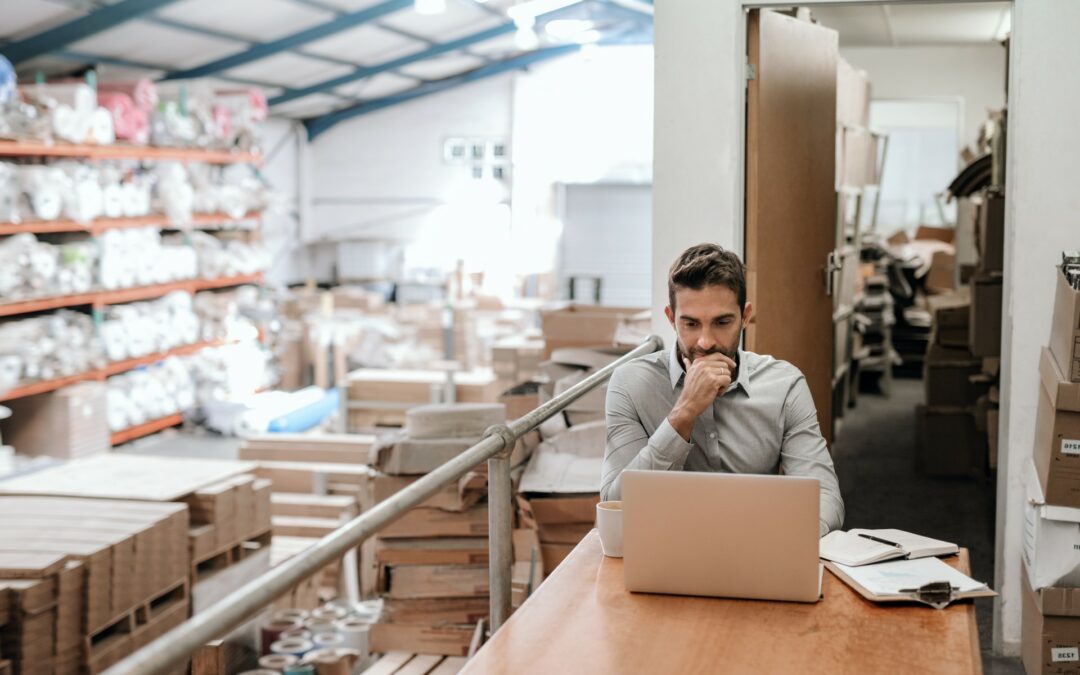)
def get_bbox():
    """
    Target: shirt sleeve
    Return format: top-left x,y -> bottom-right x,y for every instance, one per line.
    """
600,368 -> 693,501
780,374 -> 845,537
